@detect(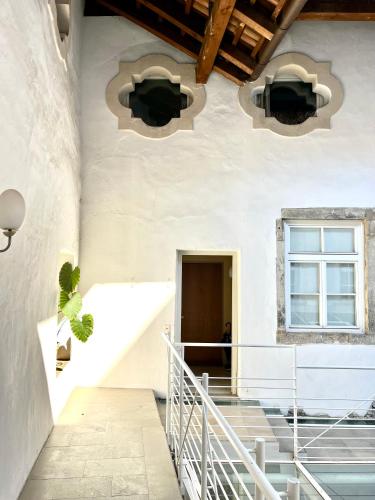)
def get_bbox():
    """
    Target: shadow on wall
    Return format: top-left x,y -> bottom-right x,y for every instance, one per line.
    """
38,315 -> 78,421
